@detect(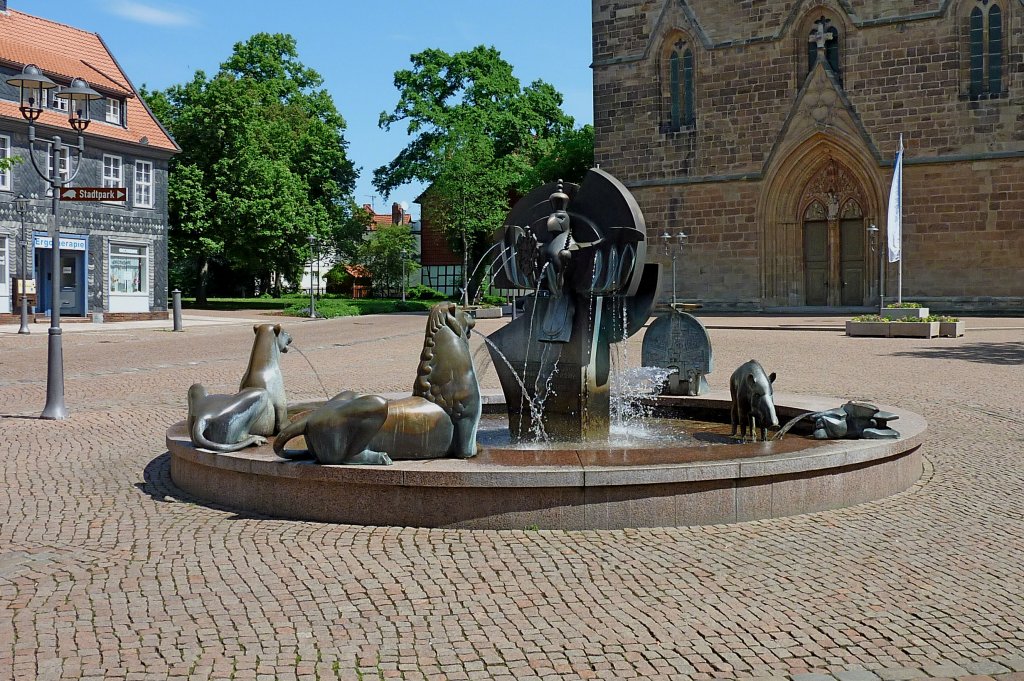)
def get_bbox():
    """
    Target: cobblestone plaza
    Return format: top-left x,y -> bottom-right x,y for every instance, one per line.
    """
1,312 -> 1022,680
